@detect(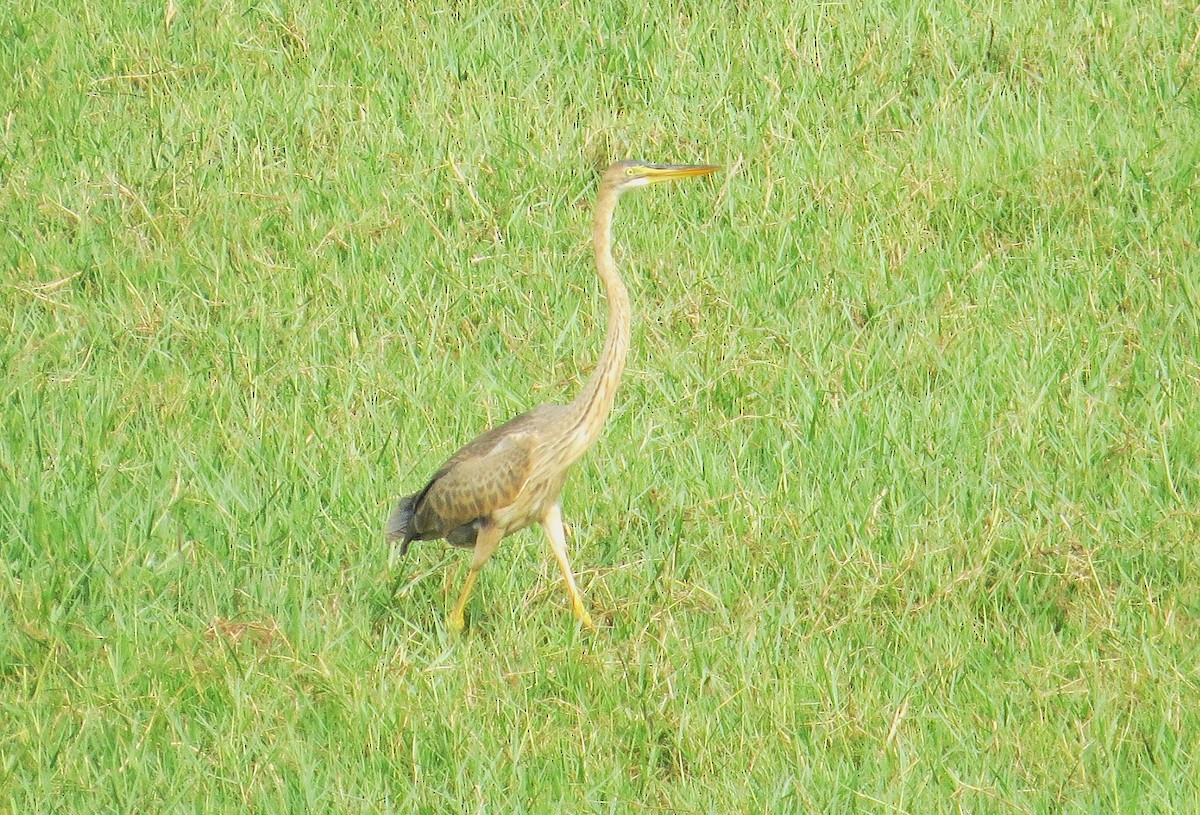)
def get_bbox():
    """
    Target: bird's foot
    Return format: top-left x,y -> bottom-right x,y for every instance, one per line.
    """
448,609 -> 466,634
